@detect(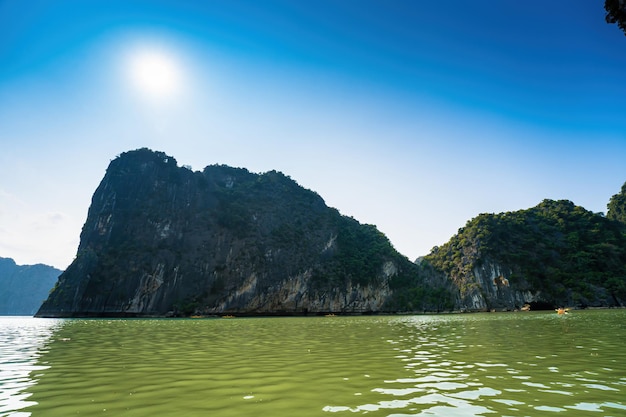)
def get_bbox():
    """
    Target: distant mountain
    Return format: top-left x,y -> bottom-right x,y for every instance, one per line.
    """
424,198 -> 626,311
37,148 -> 448,317
0,257 -> 61,315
